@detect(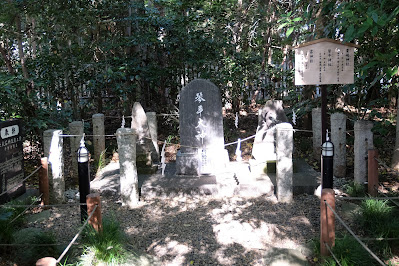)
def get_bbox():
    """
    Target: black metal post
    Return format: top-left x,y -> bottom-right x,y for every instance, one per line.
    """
322,155 -> 334,189
78,160 -> 90,222
321,85 -> 327,144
